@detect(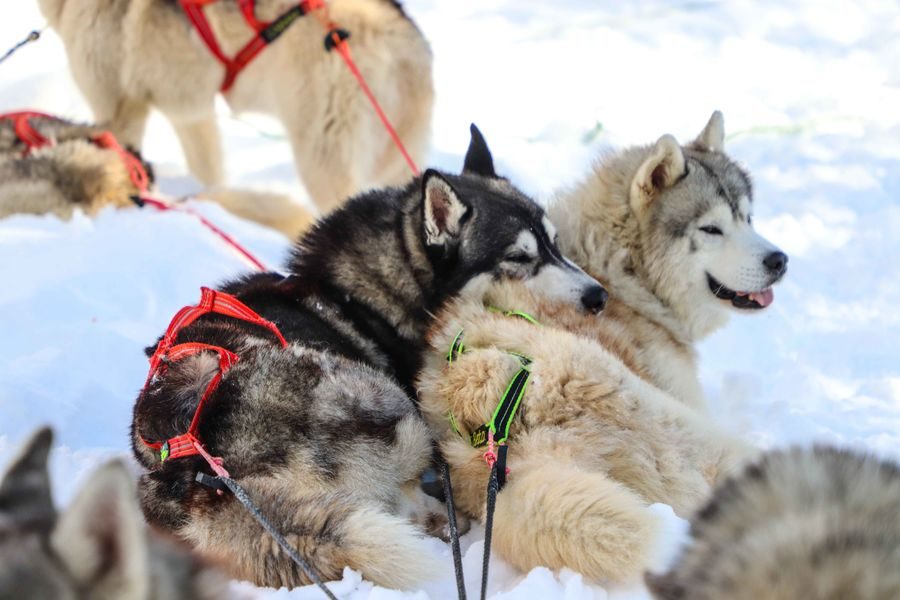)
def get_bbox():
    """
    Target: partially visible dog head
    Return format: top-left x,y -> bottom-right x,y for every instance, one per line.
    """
630,112 -> 787,323
646,446 -> 900,600
0,427 -> 224,599
422,125 -> 606,314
